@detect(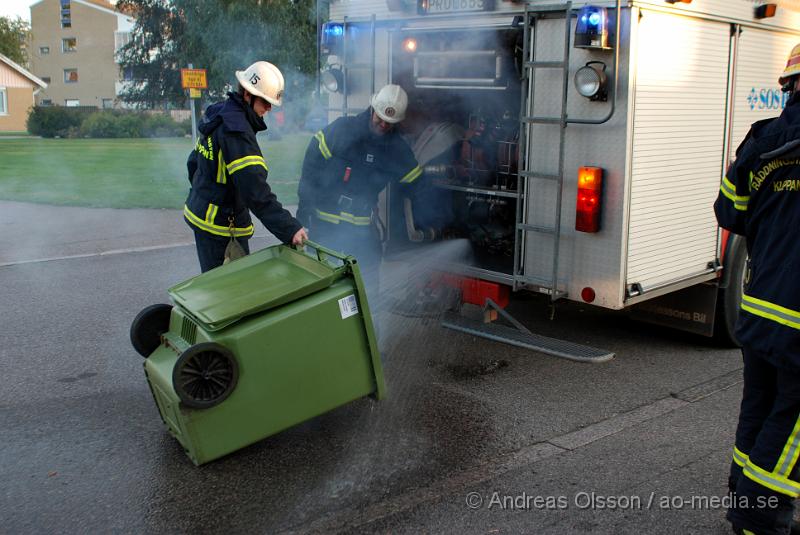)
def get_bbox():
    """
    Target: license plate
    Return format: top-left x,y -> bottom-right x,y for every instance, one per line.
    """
424,0 -> 486,14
